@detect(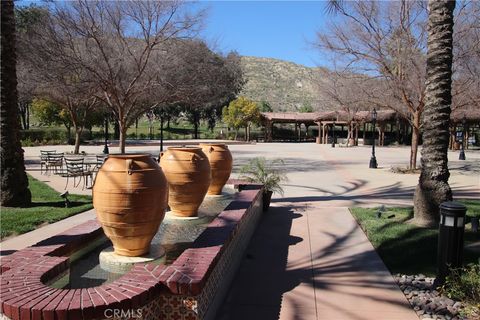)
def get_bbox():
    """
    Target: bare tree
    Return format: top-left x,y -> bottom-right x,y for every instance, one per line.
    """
452,1 -> 480,113
16,61 -> 35,130
36,84 -> 98,154
21,27 -> 99,153
317,0 -> 427,168
148,40 -> 244,138
319,0 -> 479,167
15,4 -> 50,130
31,0 -> 204,153
318,71 -> 372,146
